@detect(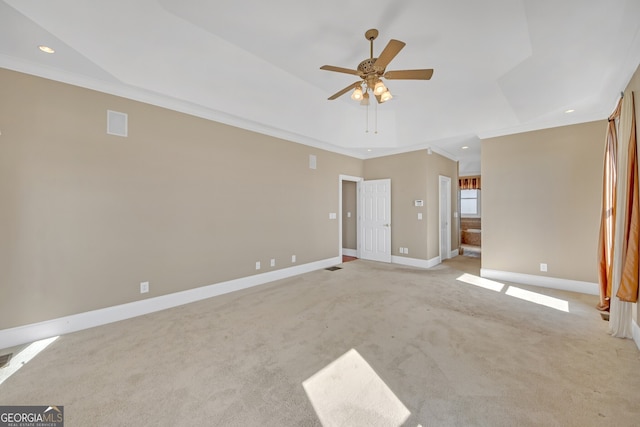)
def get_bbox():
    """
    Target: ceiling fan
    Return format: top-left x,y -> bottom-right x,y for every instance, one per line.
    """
320,28 -> 433,104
